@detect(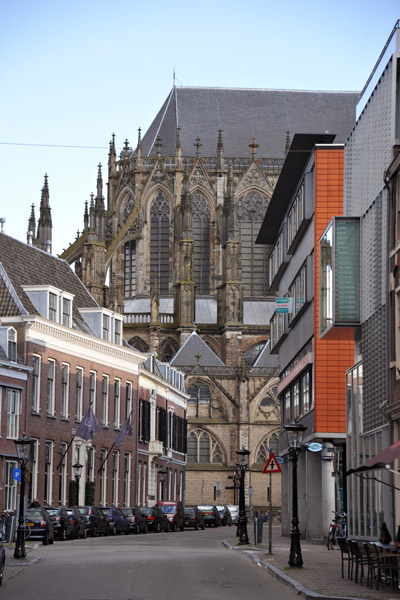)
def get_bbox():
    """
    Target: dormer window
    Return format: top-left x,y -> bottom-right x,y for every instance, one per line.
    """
79,308 -> 124,345
22,285 -> 74,328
